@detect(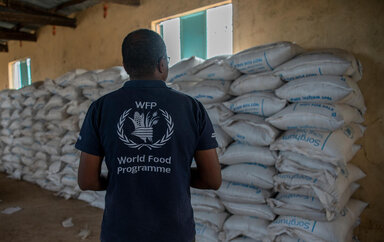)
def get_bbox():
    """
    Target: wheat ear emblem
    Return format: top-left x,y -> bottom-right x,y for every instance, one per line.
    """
117,109 -> 174,150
